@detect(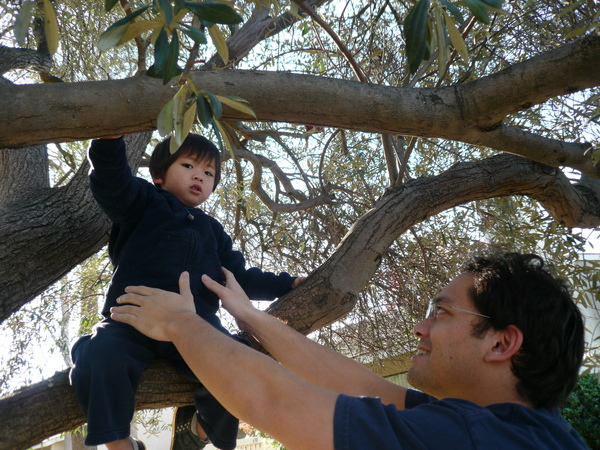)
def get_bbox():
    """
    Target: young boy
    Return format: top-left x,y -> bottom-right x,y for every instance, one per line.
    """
70,134 -> 302,450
